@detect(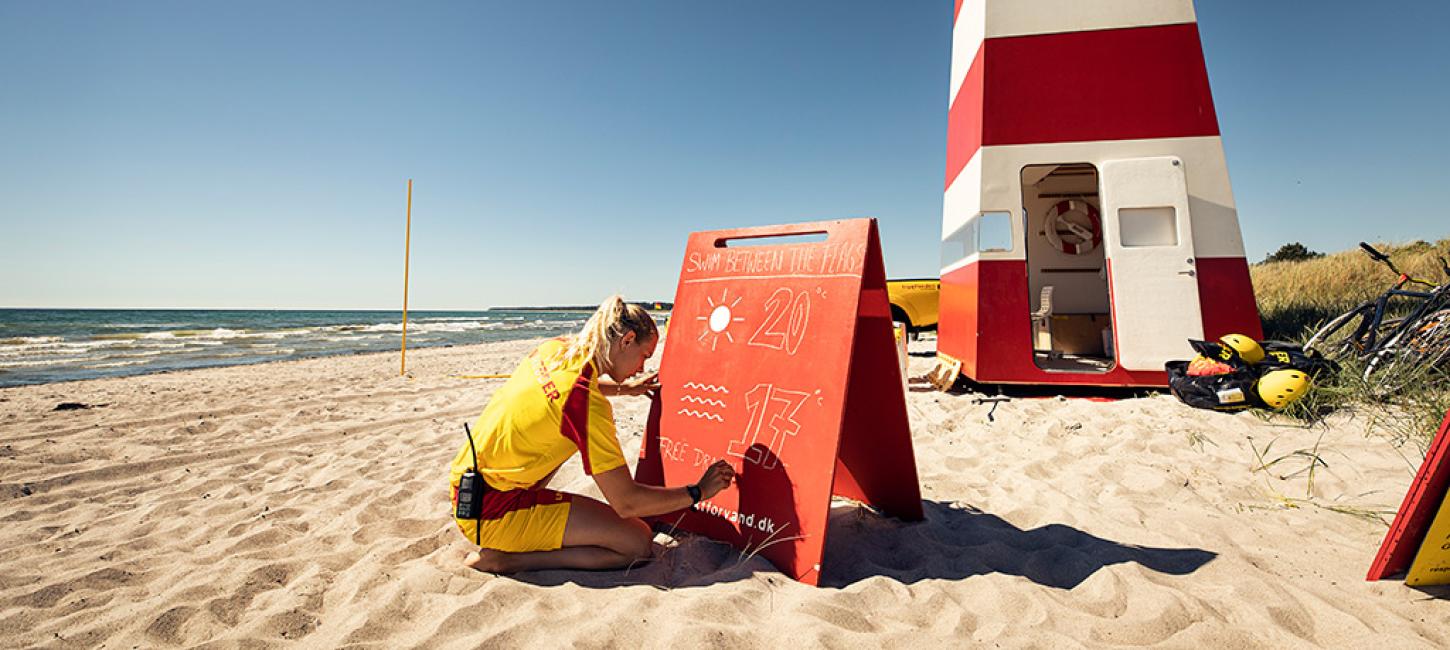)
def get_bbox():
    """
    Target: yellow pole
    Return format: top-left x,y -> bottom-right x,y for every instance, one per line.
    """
401,179 -> 412,376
